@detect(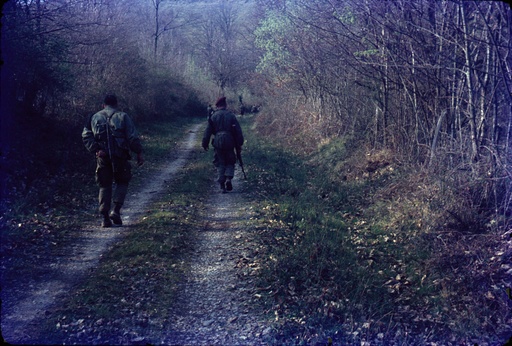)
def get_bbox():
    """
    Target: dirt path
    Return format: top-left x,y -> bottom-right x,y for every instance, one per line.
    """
1,123 -> 273,345
162,173 -> 271,345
